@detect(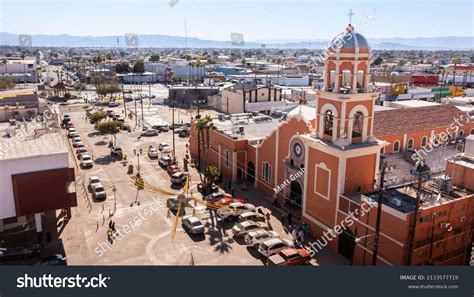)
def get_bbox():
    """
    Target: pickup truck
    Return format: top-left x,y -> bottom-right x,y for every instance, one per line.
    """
216,202 -> 255,220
